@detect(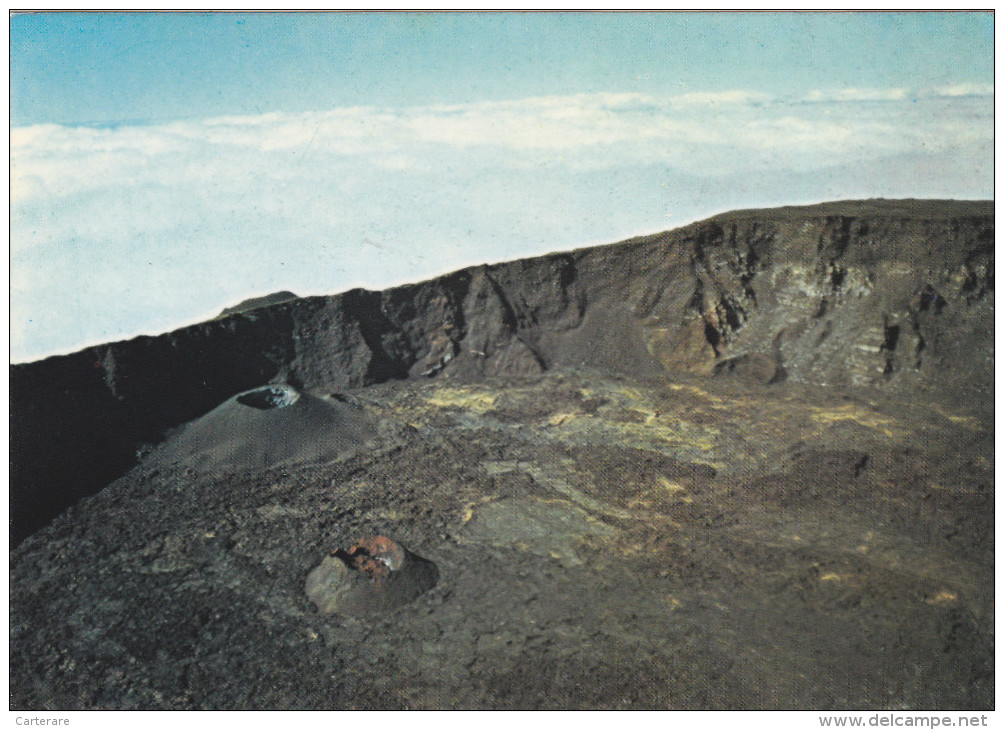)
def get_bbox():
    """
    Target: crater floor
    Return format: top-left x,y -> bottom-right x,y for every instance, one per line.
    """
9,367 -> 993,709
